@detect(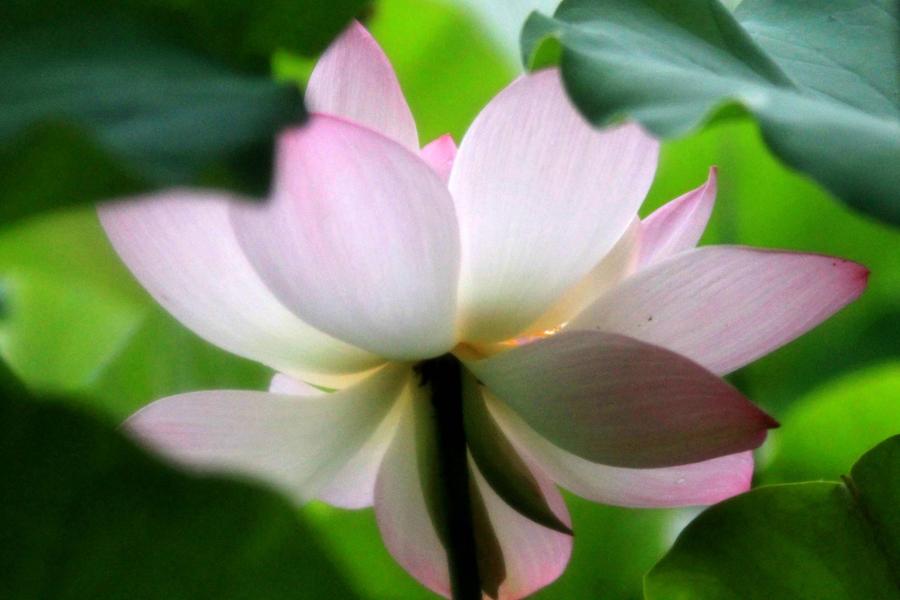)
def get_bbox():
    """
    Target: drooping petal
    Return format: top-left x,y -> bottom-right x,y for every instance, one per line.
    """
569,246 -> 869,375
306,21 -> 418,149
420,134 -> 457,182
267,373 -> 403,508
126,364 -> 410,505
463,372 -> 571,535
374,395 -> 450,597
231,115 -> 461,361
486,391 -> 754,508
527,219 -> 641,334
448,68 -> 659,343
375,385 -> 571,599
466,331 -> 775,469
98,193 -> 382,382
638,167 -> 717,267
470,458 -> 572,600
